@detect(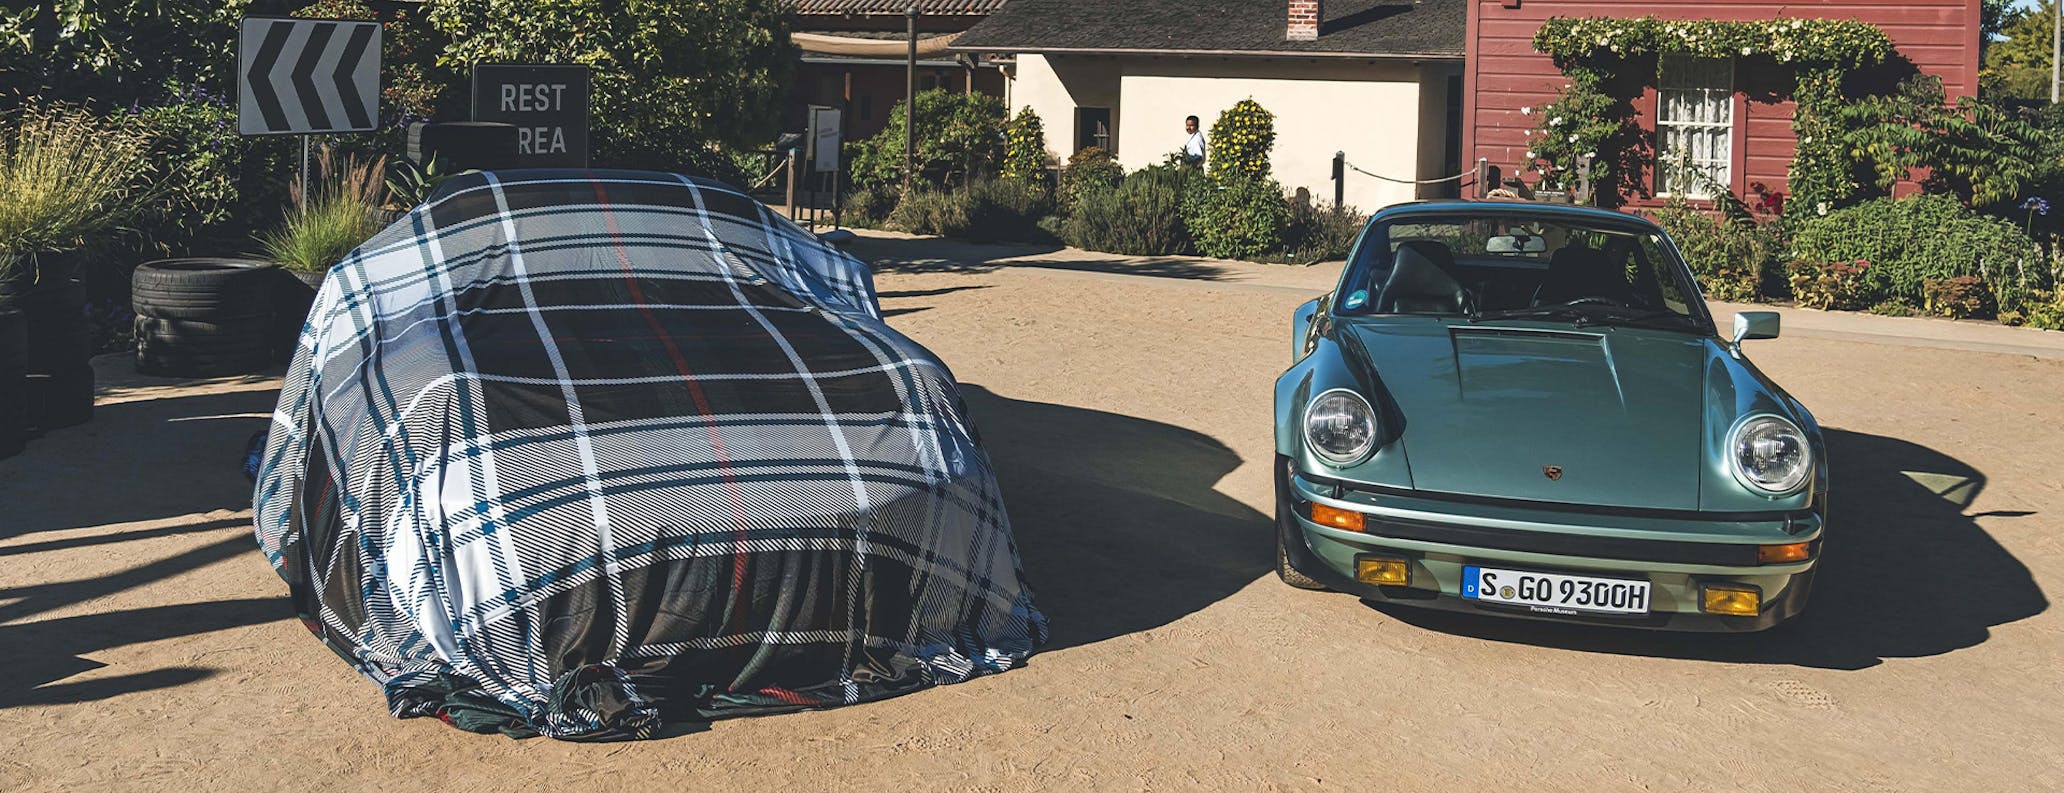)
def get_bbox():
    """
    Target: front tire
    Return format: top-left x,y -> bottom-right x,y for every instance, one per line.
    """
1276,496 -> 1328,591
